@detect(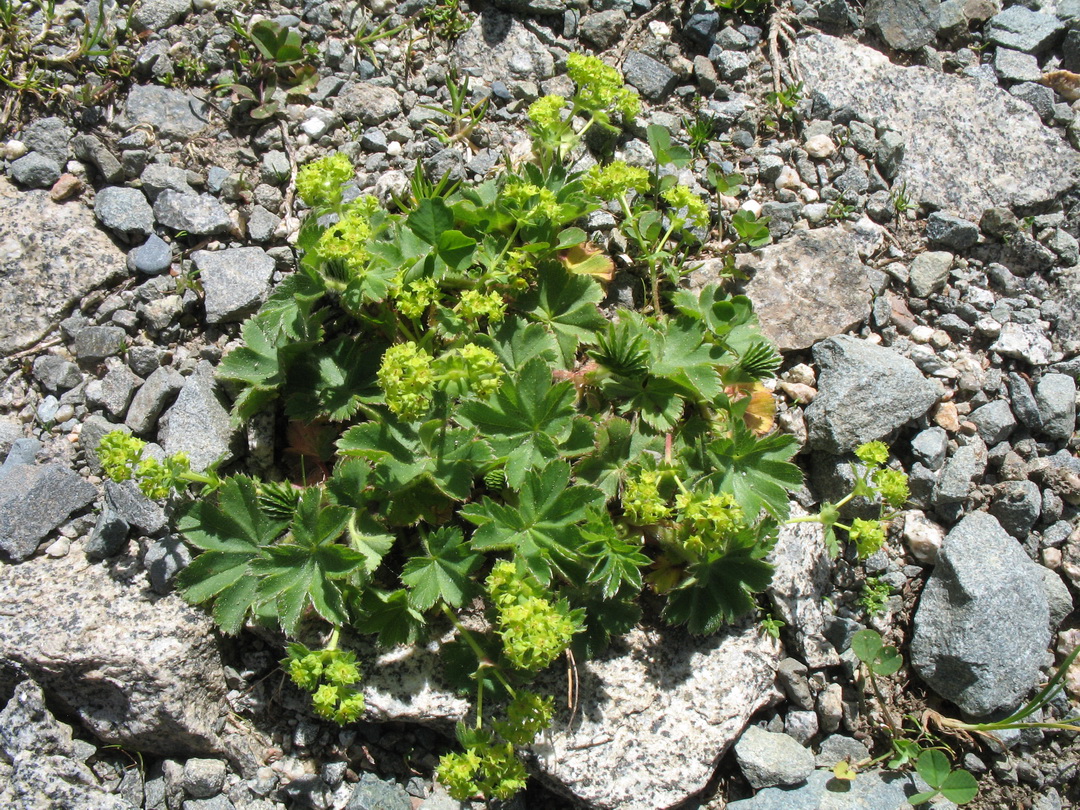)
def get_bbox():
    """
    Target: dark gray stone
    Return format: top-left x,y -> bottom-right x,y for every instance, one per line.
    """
144,534 -> 191,594
990,480 -> 1042,538
0,681 -> 136,810
336,83 -> 403,125
911,511 -> 1050,717
74,326 -> 128,363
1008,372 -> 1043,430
776,658 -> 813,710
623,51 -> 679,102
105,478 -> 167,535
814,735 -> 870,769
132,0 -> 191,31
875,131 -> 905,180
9,153 -> 62,189
1034,373 -> 1076,442
246,206 -> 281,243
580,10 -> 628,50
1065,27 -> 1080,71
1038,566 -> 1073,631
926,212 -> 979,250
87,365 -> 143,420
118,85 -> 211,140
452,10 -> 554,85
986,6 -> 1065,54
726,769 -> 929,810
158,362 -> 239,472
72,134 -> 124,183
1011,81 -> 1057,122
909,251 -> 952,298
968,400 -> 1016,446
191,247 -> 274,325
21,117 -> 72,165
733,726 -> 815,790
714,50 -> 753,82
982,208 -> 1019,239
182,758 -> 226,799
140,164 -> 192,202
345,773 -> 412,810
153,191 -> 231,236
805,335 -> 940,453
911,426 -> 948,471
865,0 -> 940,51
423,148 -> 466,185
129,234 -> 173,275
95,186 -> 155,242
933,436 -> 987,505
994,47 -> 1042,83
683,10 -> 719,50
32,355 -> 83,393
0,464 -> 96,561
85,503 -> 131,559
0,438 -> 41,480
